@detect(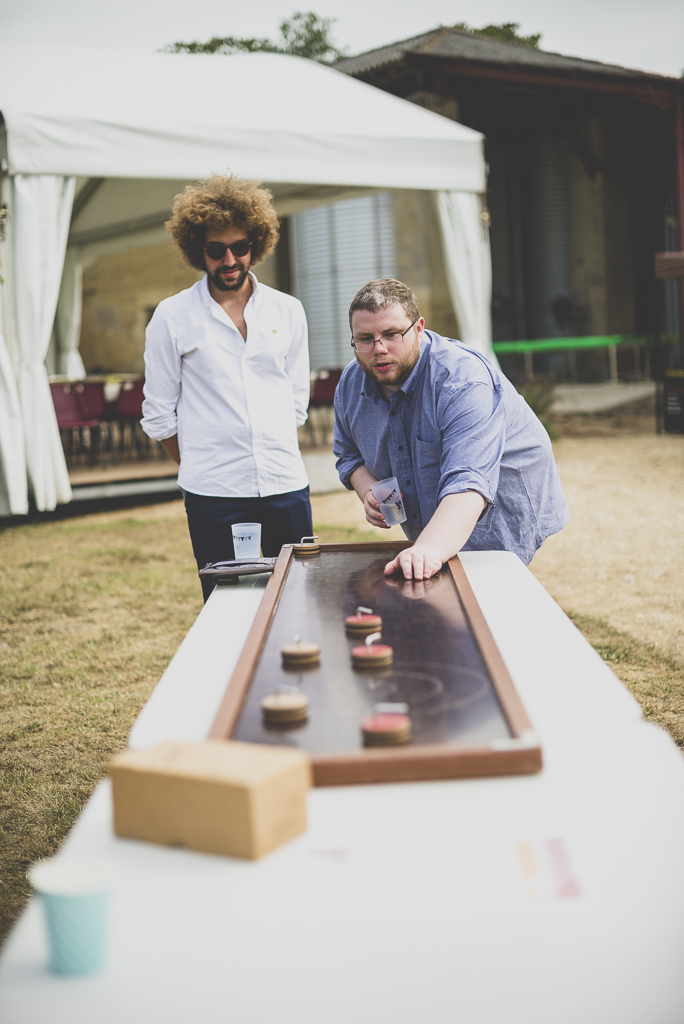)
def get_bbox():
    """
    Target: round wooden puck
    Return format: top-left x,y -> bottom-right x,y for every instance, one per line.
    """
345,612 -> 383,635
351,643 -> 393,669
294,535 -> 320,556
261,692 -> 309,724
361,713 -> 411,746
281,641 -> 320,668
